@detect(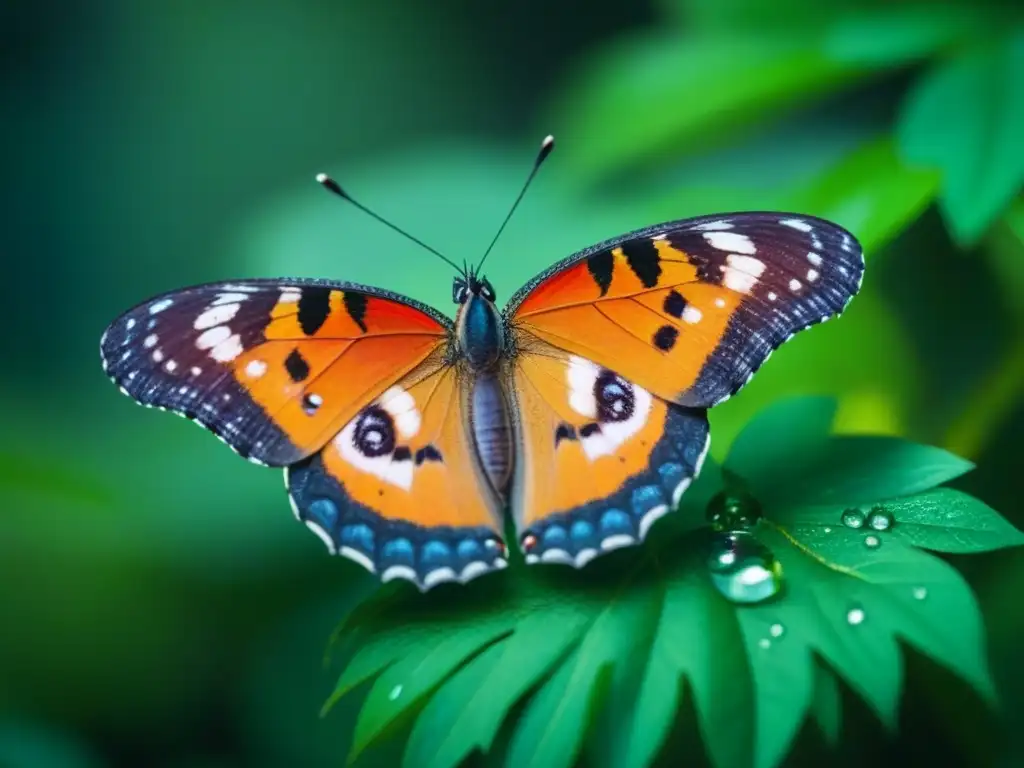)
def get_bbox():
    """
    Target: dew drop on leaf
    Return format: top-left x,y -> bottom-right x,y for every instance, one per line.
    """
770,623 -> 785,638
706,490 -> 762,532
864,534 -> 882,549
841,508 -> 865,529
913,586 -> 928,600
758,638 -> 771,649
388,684 -> 403,701
866,506 -> 895,531
846,605 -> 866,625
706,531 -> 784,604
824,526 -> 833,533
